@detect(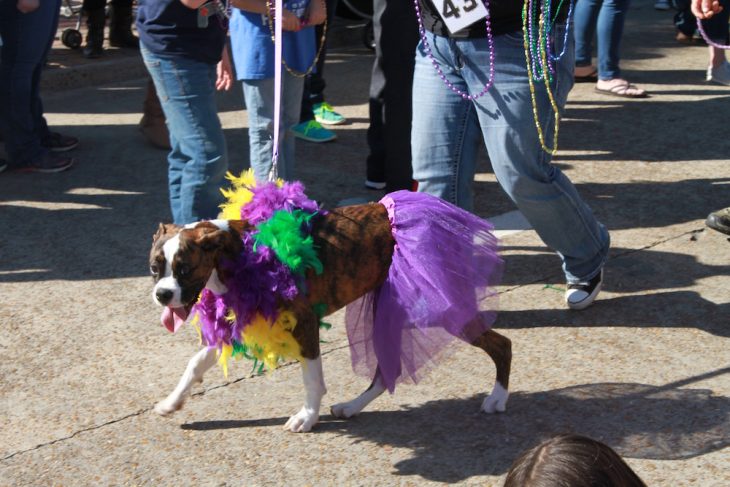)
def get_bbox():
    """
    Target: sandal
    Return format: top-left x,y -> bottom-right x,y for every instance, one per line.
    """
574,65 -> 598,82
594,80 -> 648,98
